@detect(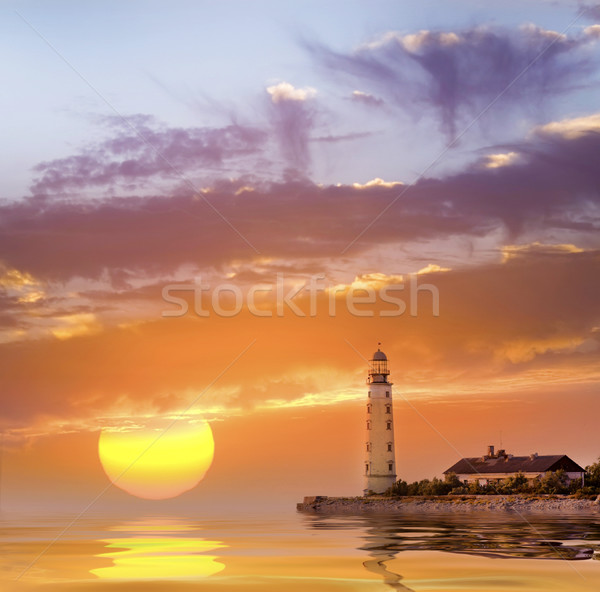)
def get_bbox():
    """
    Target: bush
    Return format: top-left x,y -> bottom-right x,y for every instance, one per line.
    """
388,473 -> 470,497
386,461 -> 600,497
496,473 -> 531,494
531,469 -> 570,494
